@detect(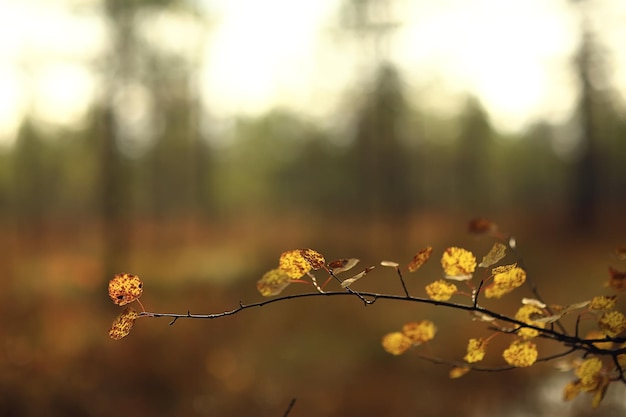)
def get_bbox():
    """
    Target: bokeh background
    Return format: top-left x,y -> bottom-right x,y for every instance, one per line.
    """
2,0 -> 626,416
